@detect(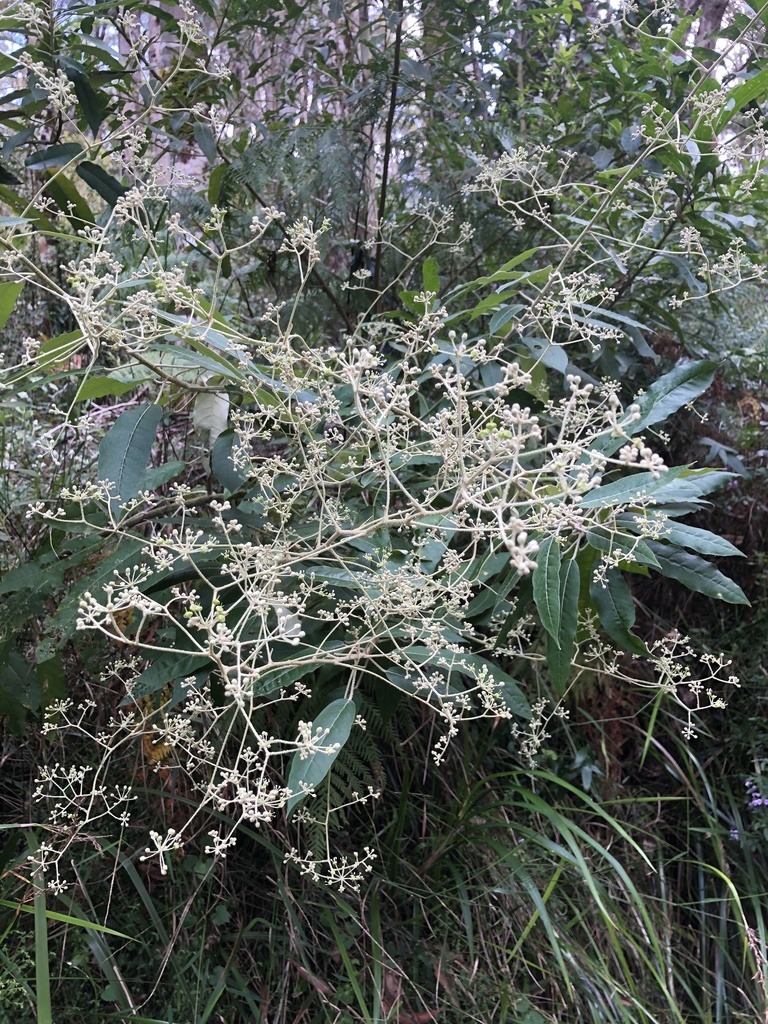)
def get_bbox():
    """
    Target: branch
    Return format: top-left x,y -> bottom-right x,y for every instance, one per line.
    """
373,0 -> 405,303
